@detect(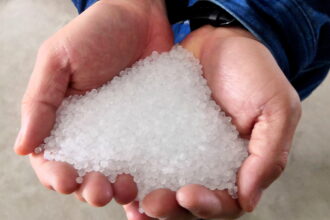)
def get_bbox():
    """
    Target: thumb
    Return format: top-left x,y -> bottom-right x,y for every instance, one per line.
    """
14,40 -> 70,155
238,93 -> 301,212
